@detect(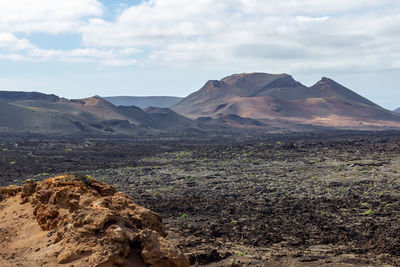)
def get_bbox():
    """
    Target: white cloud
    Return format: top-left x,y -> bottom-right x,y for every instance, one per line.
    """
75,0 -> 400,72
238,0 -> 387,15
0,53 -> 27,61
296,16 -> 330,23
0,32 -> 35,50
0,0 -> 400,71
0,0 -> 103,33
0,33 -> 139,65
23,47 -> 139,65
